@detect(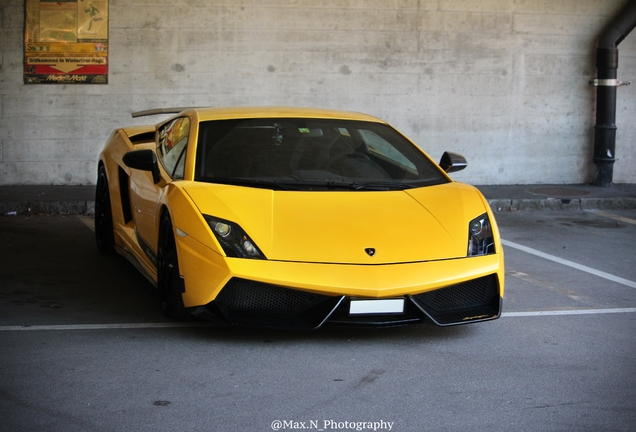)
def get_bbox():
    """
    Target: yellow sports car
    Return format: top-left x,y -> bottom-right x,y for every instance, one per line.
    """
96,107 -> 504,329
